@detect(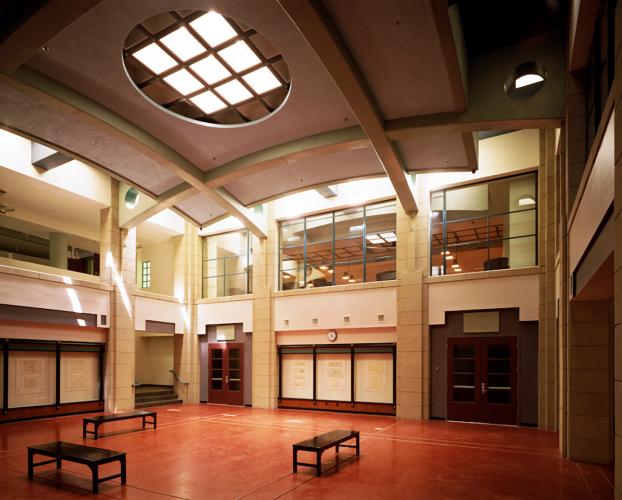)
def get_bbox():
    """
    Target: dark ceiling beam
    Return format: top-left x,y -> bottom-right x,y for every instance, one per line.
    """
6,67 -> 267,239
121,183 -> 196,230
0,0 -> 104,75
278,0 -> 418,214
568,0 -> 601,72
430,0 -> 468,112
385,114 -> 562,141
